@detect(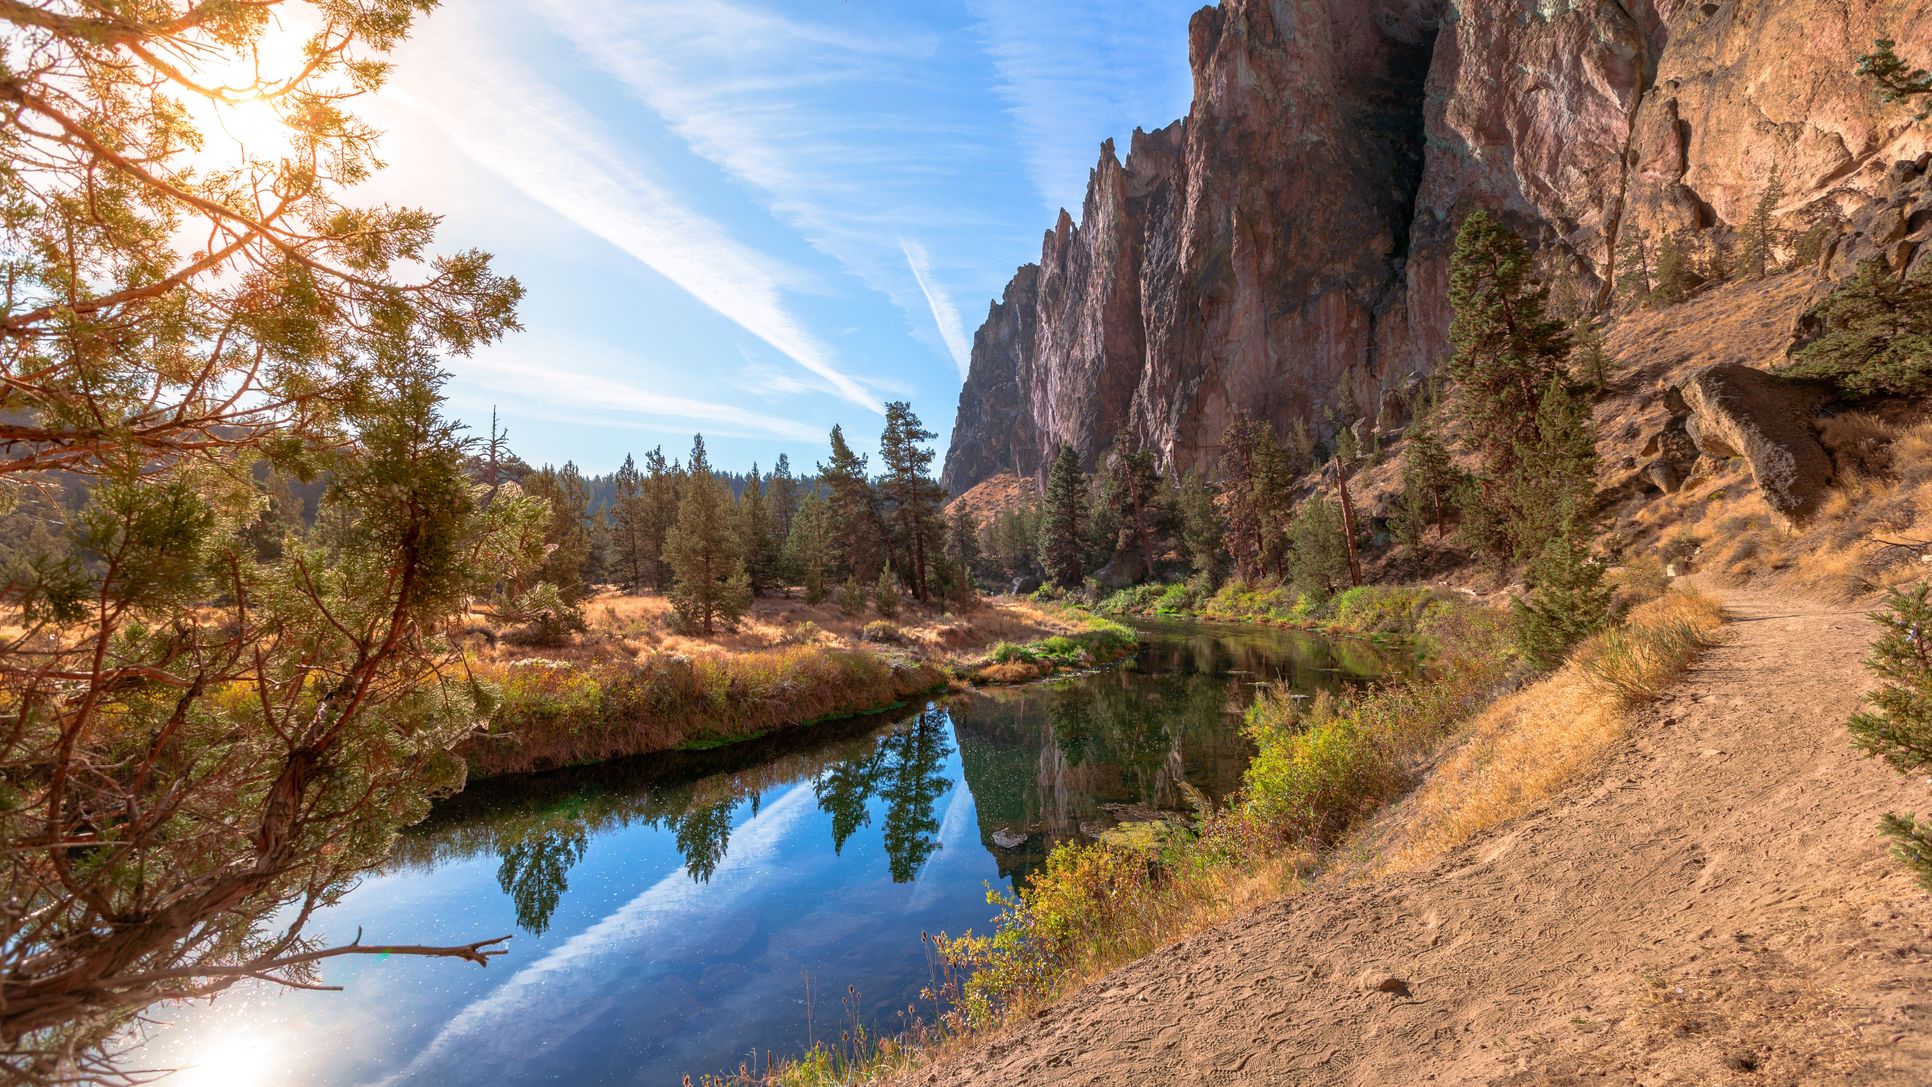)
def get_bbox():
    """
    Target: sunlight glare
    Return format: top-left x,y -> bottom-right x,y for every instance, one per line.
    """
176,1031 -> 282,1087
174,13 -> 319,167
